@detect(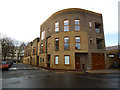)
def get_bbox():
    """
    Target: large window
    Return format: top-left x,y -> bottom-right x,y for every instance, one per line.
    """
55,22 -> 59,32
33,47 -> 36,55
64,20 -> 69,31
40,58 -> 42,62
64,37 -> 69,50
75,20 -> 80,31
55,55 -> 59,65
55,38 -> 59,50
95,22 -> 101,33
41,31 -> 45,40
89,21 -> 92,27
75,37 -> 80,49
90,37 -> 92,44
64,56 -> 70,65
41,44 -> 43,53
